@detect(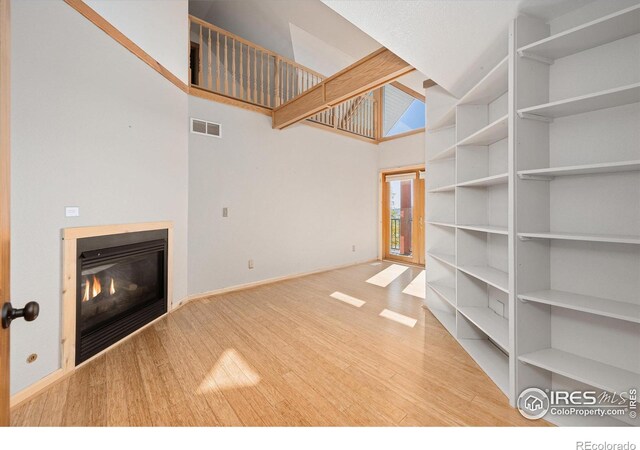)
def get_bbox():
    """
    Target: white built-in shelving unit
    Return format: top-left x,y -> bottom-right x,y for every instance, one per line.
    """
424,3 -> 640,426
